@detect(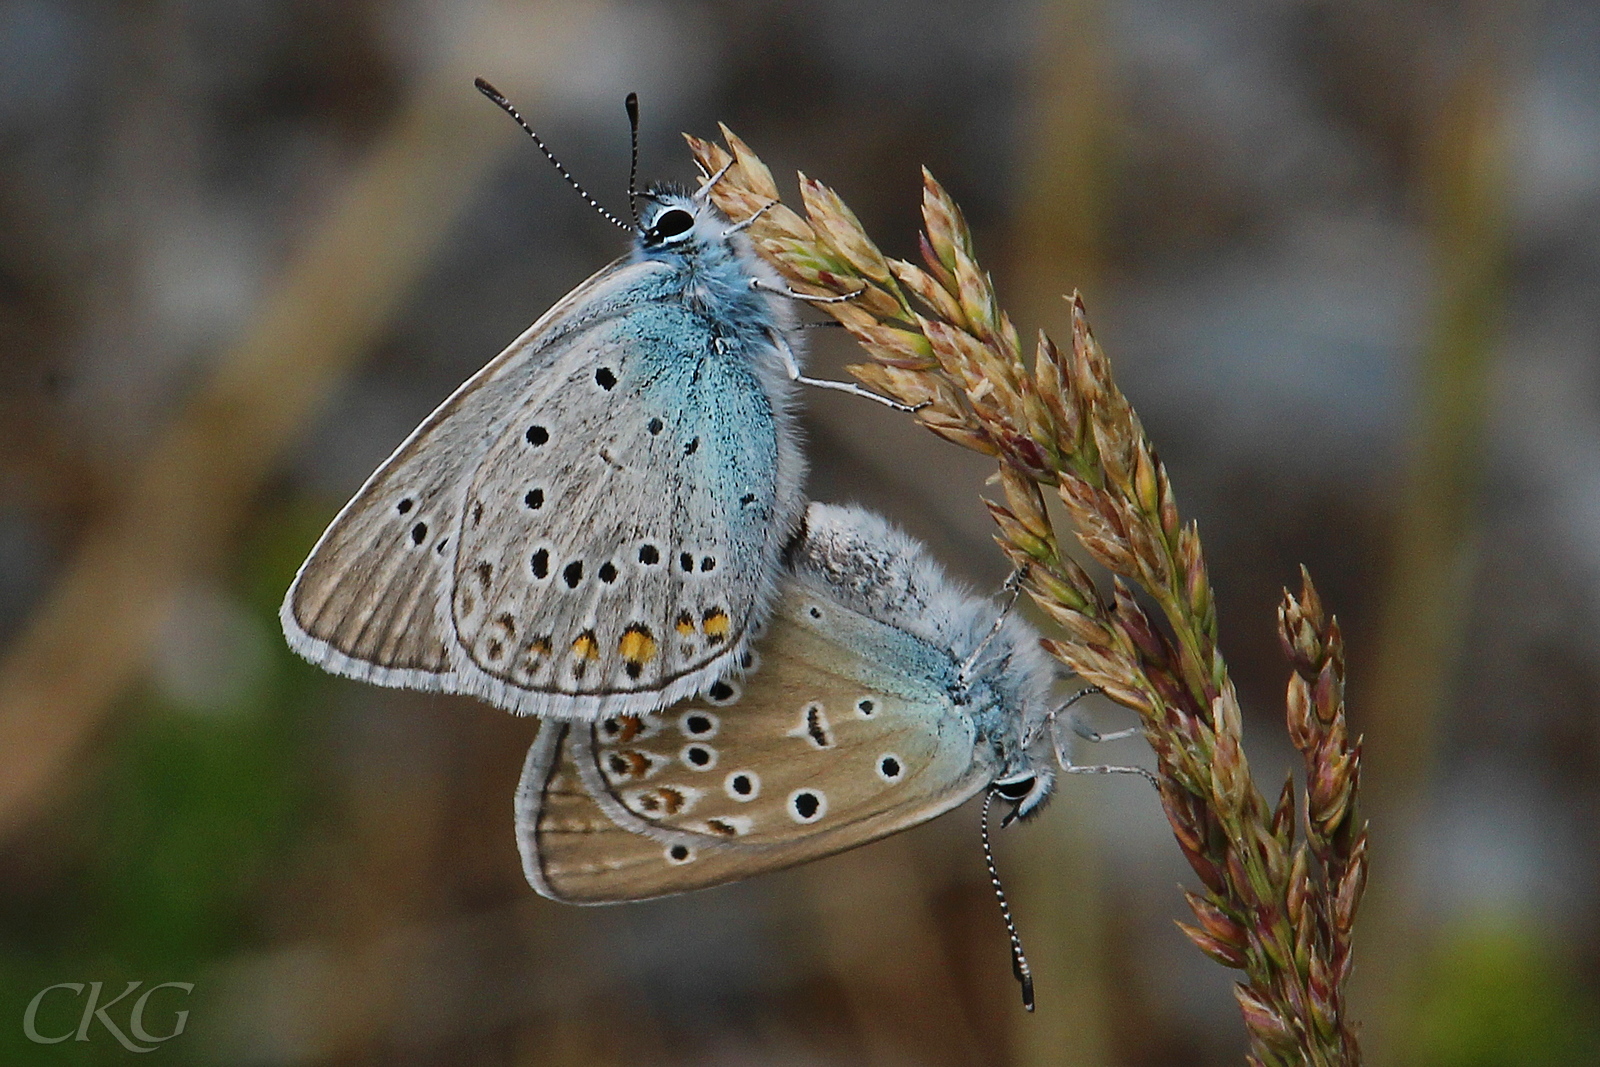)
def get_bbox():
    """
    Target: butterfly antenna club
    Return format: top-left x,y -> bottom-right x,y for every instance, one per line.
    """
474,77 -> 632,233
625,92 -> 641,229
982,791 -> 1035,1012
